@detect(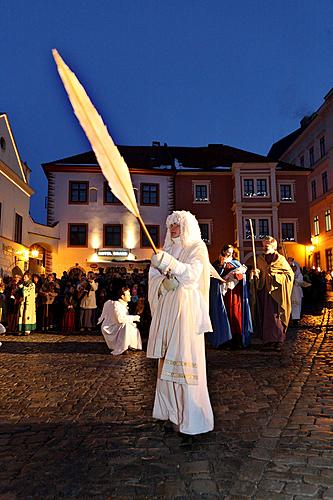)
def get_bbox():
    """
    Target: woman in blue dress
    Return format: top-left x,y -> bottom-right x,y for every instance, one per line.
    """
208,245 -> 252,349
